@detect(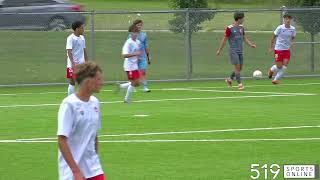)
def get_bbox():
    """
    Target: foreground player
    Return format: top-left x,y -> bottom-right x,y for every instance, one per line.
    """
216,11 -> 256,90
119,24 -> 142,103
128,19 -> 151,92
268,14 -> 296,84
57,62 -> 105,180
66,21 -> 88,95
